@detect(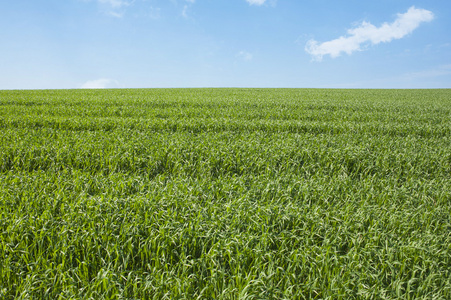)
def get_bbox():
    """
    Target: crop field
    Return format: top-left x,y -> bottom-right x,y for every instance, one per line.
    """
0,88 -> 450,299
